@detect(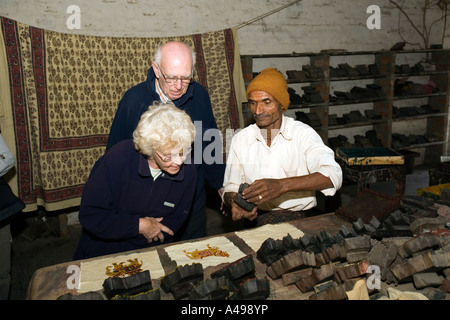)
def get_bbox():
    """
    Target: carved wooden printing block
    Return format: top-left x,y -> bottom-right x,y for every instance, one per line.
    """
160,263 -> 204,299
229,278 -> 270,300
211,254 -> 255,290
188,276 -> 230,300
256,238 -> 285,266
112,288 -> 161,300
102,270 -> 153,299
233,183 -> 256,212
